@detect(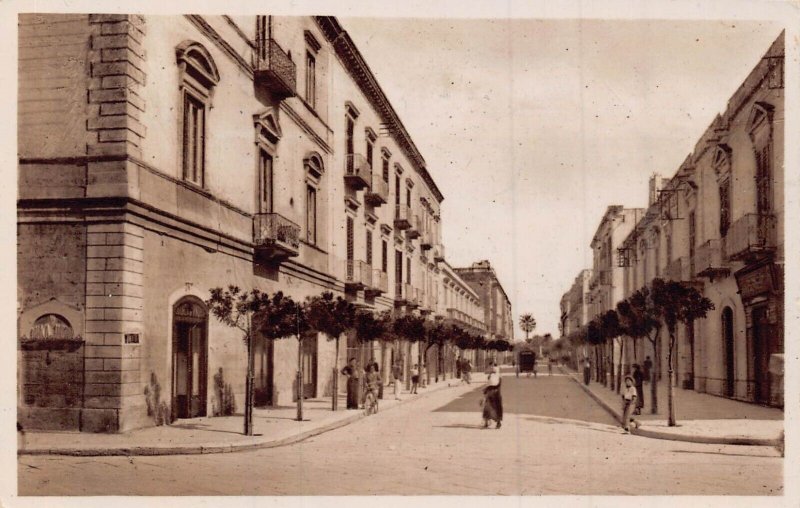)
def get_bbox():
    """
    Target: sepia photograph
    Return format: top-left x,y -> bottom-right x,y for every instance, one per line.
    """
7,0 -> 797,503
